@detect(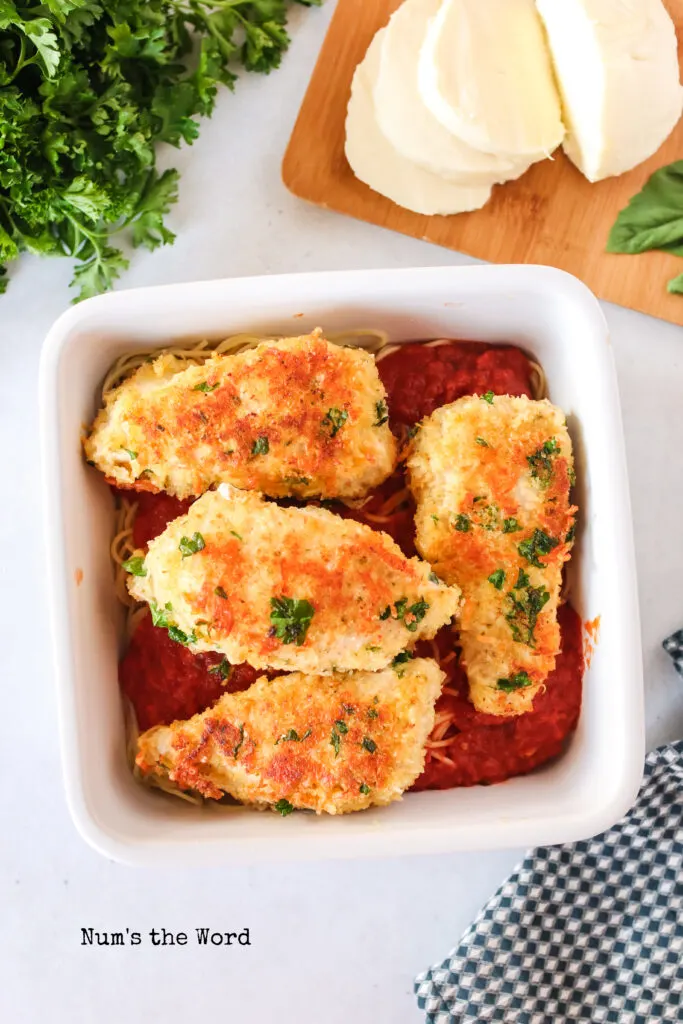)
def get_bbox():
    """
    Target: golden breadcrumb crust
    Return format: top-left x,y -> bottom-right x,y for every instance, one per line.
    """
129,486 -> 461,674
85,330 -> 397,500
408,394 -> 575,716
136,658 -> 445,813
